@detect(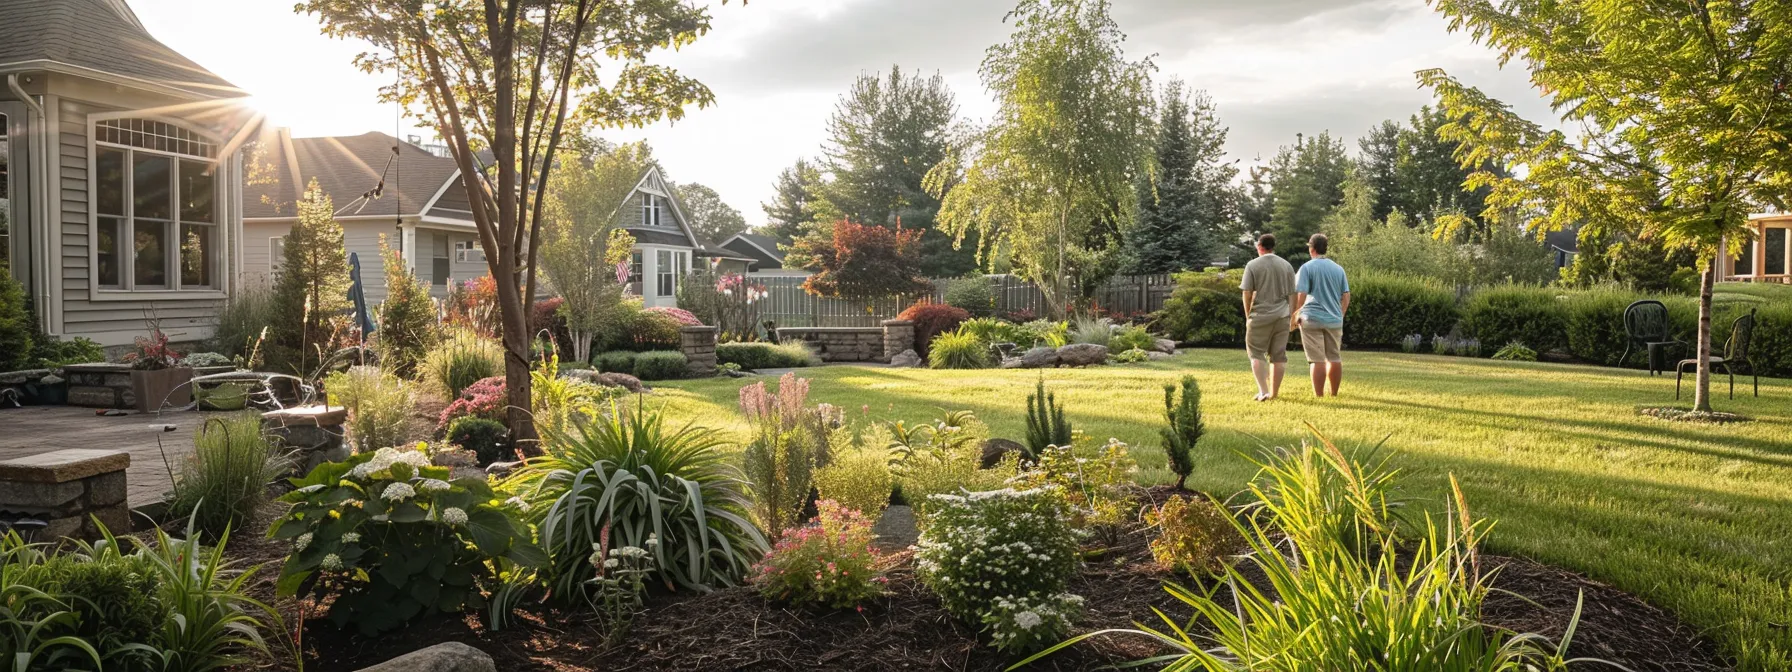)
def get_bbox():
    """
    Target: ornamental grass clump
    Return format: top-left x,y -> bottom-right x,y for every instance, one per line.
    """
915,487 -> 1082,653
422,329 -> 504,397
324,365 -> 415,452
928,329 -> 991,369
751,500 -> 887,609
168,412 -> 293,540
